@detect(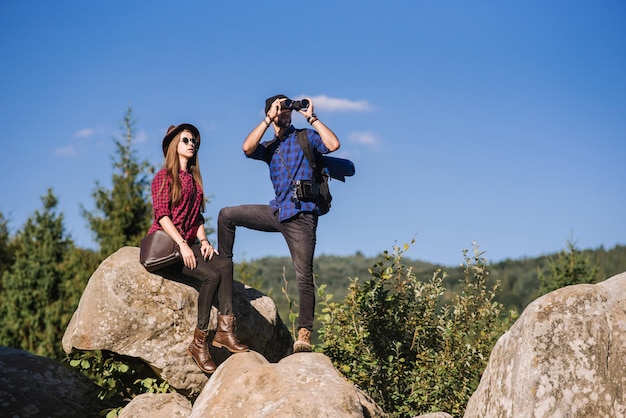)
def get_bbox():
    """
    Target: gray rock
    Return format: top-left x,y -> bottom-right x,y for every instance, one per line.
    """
63,247 -> 626,417
119,392 -> 192,418
189,351 -> 387,417
464,271 -> 626,417
62,246 -> 293,394
0,346 -> 111,418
